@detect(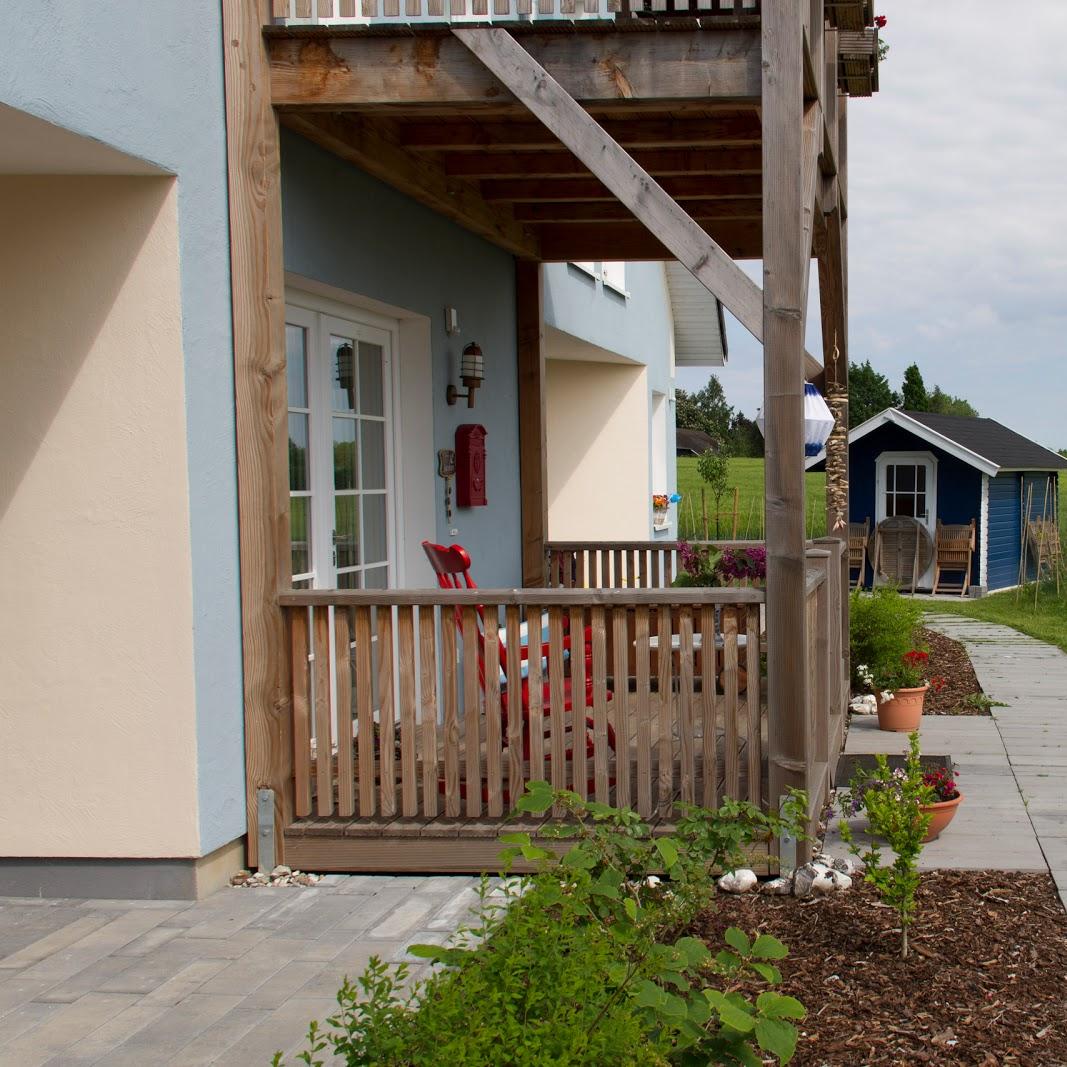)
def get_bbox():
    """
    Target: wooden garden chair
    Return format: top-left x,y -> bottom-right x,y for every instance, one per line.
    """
848,518 -> 870,589
933,519 -> 976,596
422,541 -> 613,799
